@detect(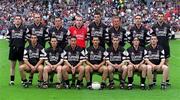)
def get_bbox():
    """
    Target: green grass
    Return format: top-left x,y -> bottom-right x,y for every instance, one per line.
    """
0,39 -> 180,100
